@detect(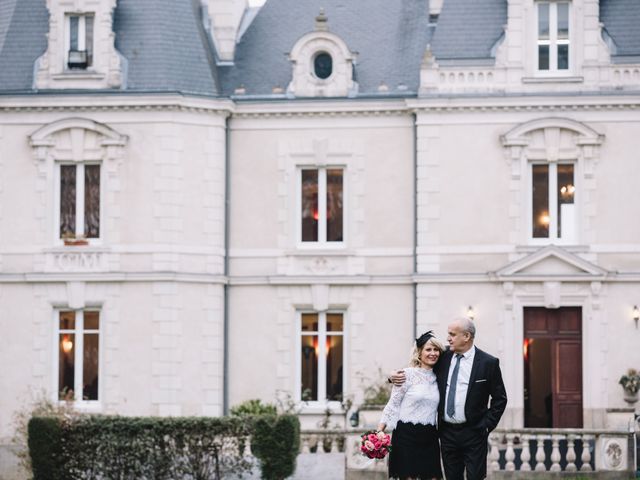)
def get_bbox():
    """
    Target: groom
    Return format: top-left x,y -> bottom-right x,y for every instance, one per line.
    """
391,318 -> 507,480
